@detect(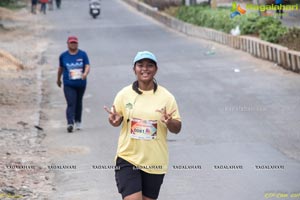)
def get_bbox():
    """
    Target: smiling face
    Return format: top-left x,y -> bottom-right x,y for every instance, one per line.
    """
134,59 -> 157,84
